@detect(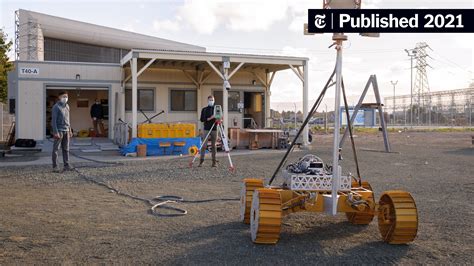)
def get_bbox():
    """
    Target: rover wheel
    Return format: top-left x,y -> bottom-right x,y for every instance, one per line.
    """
378,190 -> 418,244
250,188 -> 282,244
239,179 -> 264,224
346,181 -> 375,225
